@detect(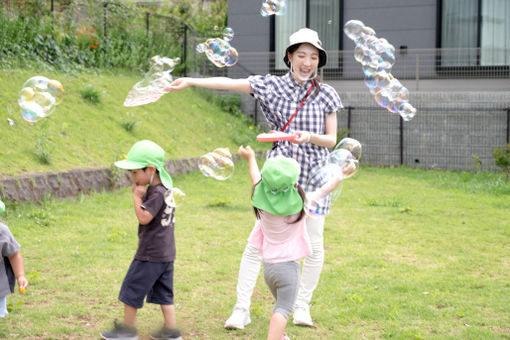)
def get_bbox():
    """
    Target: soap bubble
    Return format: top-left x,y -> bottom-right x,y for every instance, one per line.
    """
305,139 -> 361,218
124,55 -> 180,107
198,147 -> 234,180
344,19 -> 417,121
334,137 -> 362,161
260,0 -> 286,17
165,187 -> 186,207
18,76 -> 64,122
196,27 -> 238,68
